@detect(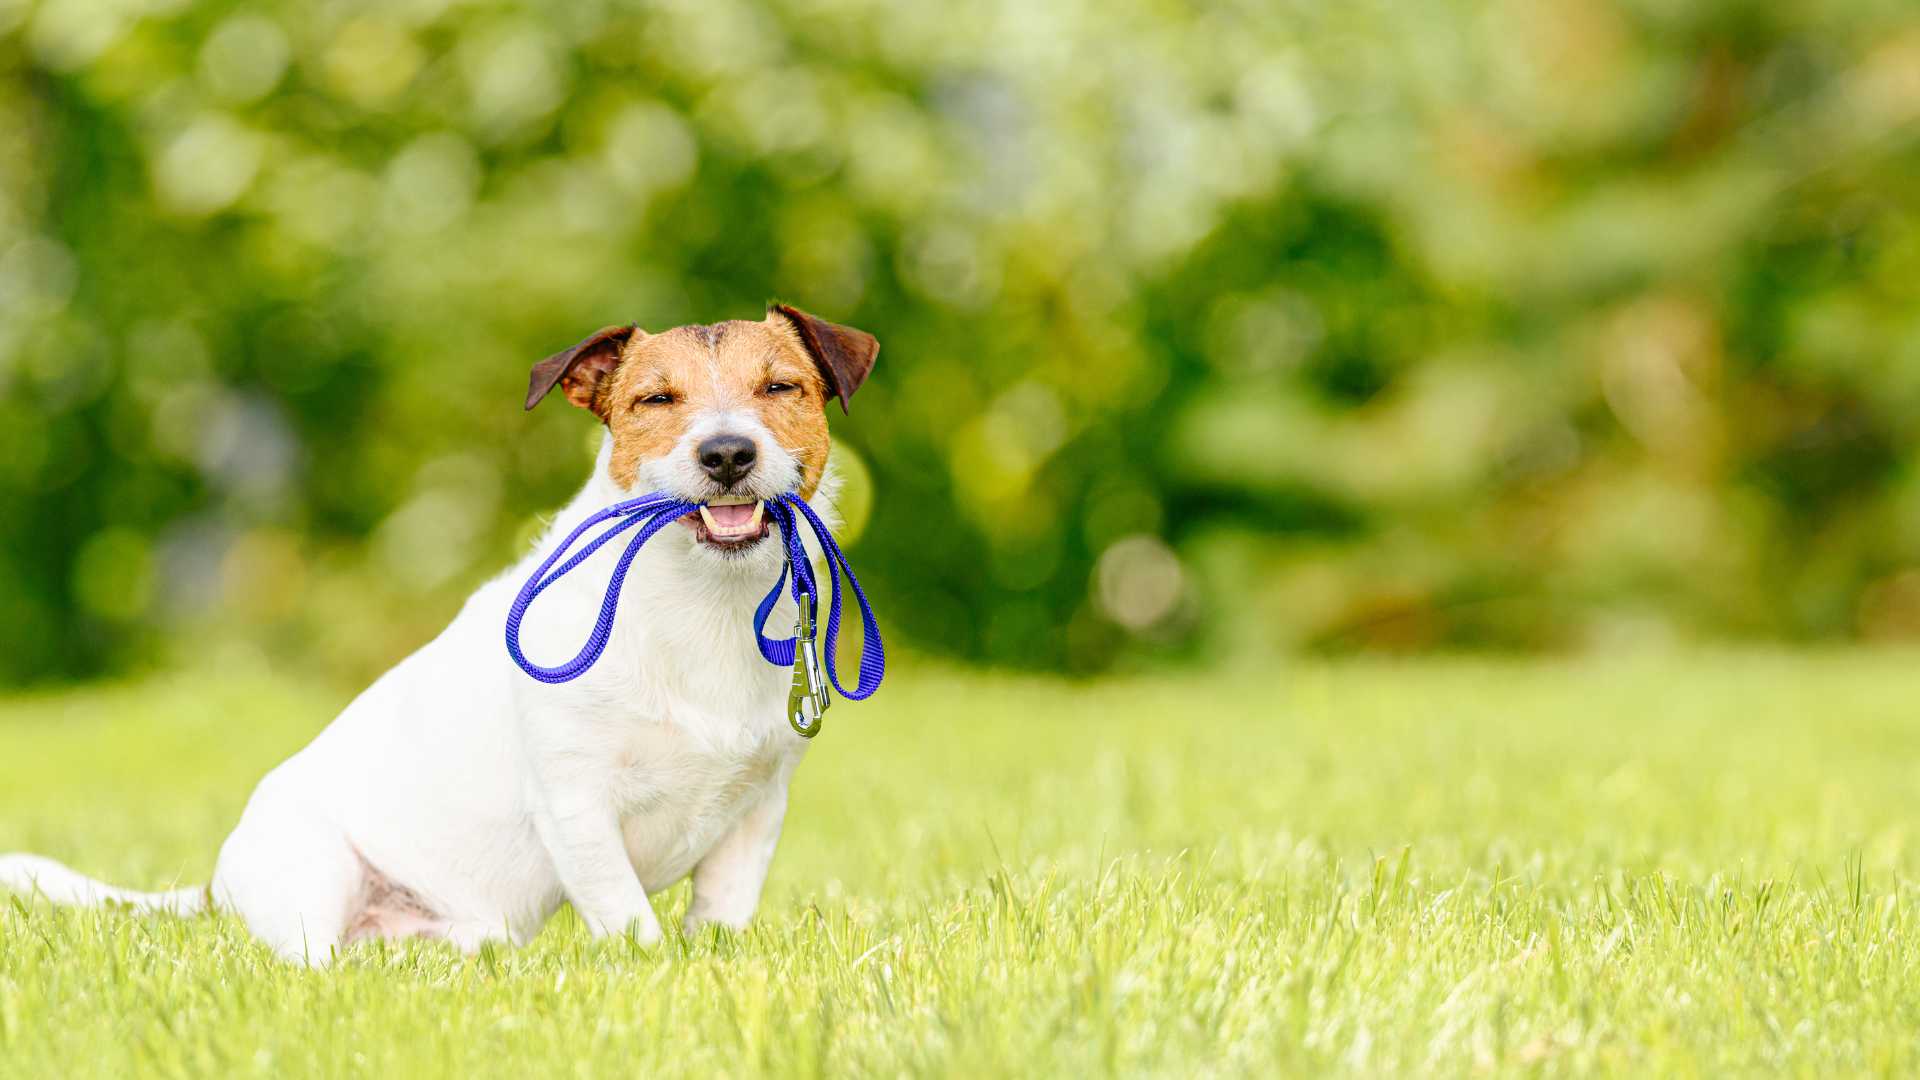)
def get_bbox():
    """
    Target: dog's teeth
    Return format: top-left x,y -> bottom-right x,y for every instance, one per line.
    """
749,503 -> 764,528
699,507 -> 719,531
